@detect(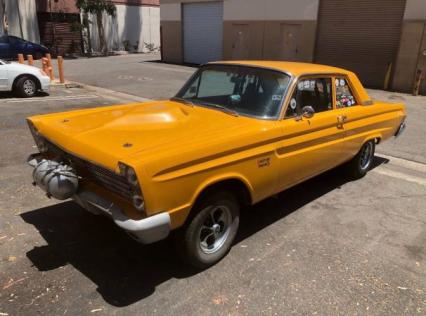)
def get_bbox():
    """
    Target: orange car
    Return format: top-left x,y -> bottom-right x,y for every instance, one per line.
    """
27,61 -> 406,268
